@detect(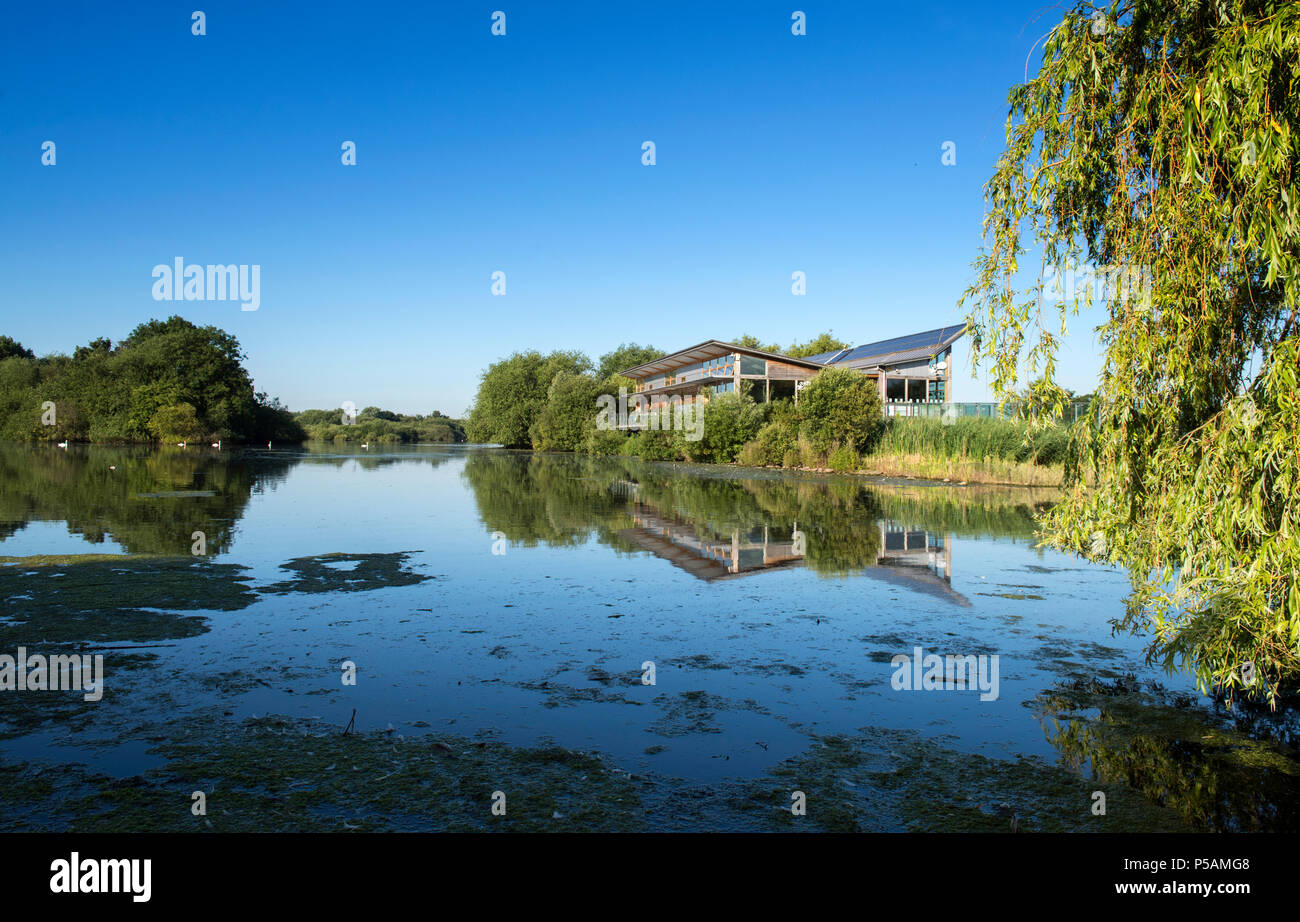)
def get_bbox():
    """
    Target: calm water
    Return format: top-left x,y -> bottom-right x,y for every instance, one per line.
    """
1,442 -> 1296,831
